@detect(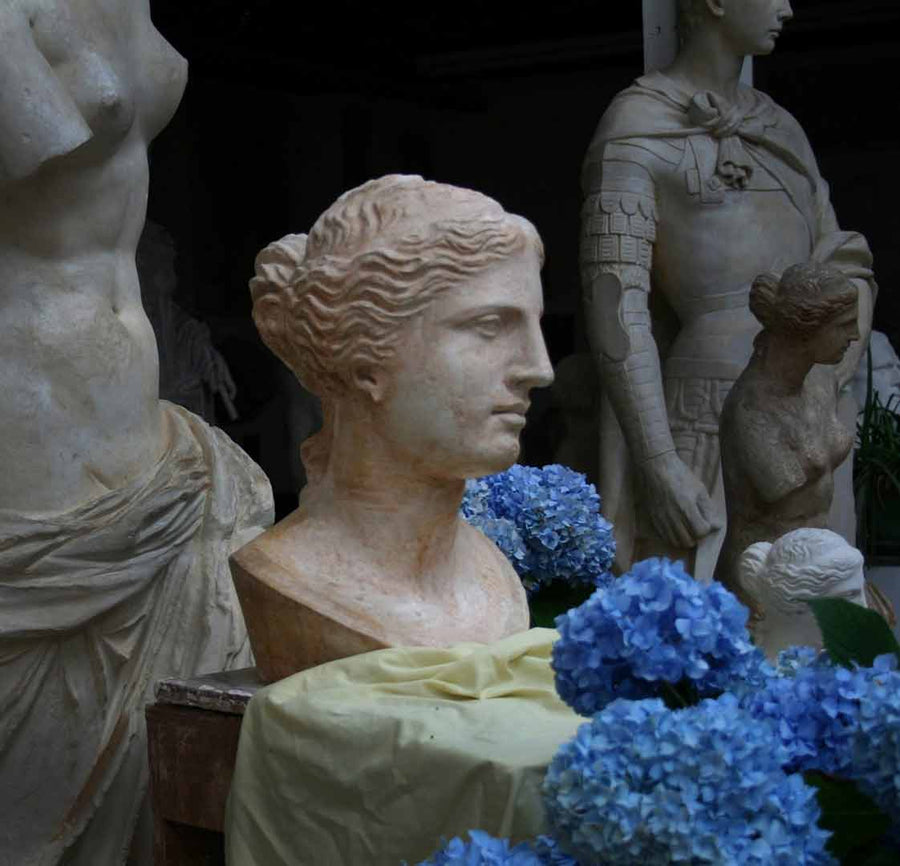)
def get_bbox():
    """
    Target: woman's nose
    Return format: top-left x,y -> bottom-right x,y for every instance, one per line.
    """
514,320 -> 554,391
779,2 -> 794,22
